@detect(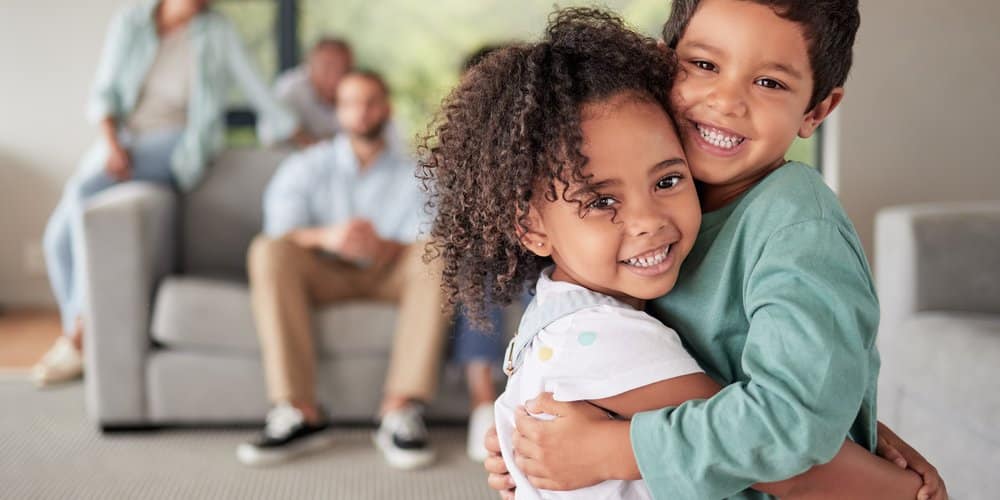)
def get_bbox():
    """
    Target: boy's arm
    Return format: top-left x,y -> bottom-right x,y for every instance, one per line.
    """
591,377 -> 922,500
629,219 -> 880,498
